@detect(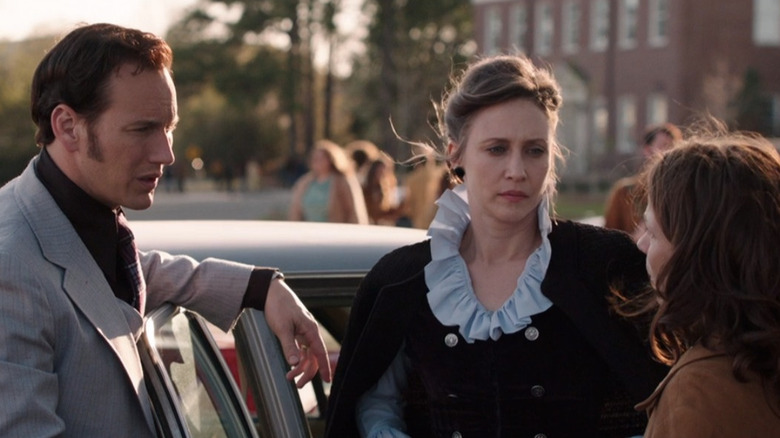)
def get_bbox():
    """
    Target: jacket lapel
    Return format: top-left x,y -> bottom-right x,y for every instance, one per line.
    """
13,161 -> 152,428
